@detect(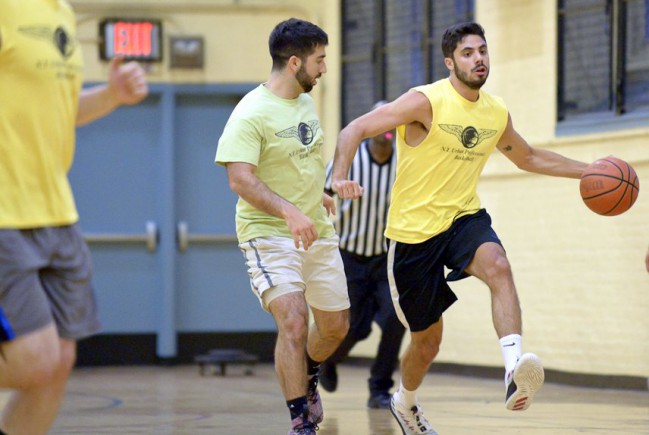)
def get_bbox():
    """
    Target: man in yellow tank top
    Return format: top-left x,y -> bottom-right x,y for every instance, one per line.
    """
0,1 -> 148,434
332,22 -> 589,434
